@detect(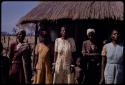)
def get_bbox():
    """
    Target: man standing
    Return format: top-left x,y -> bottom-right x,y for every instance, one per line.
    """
9,30 -> 32,84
